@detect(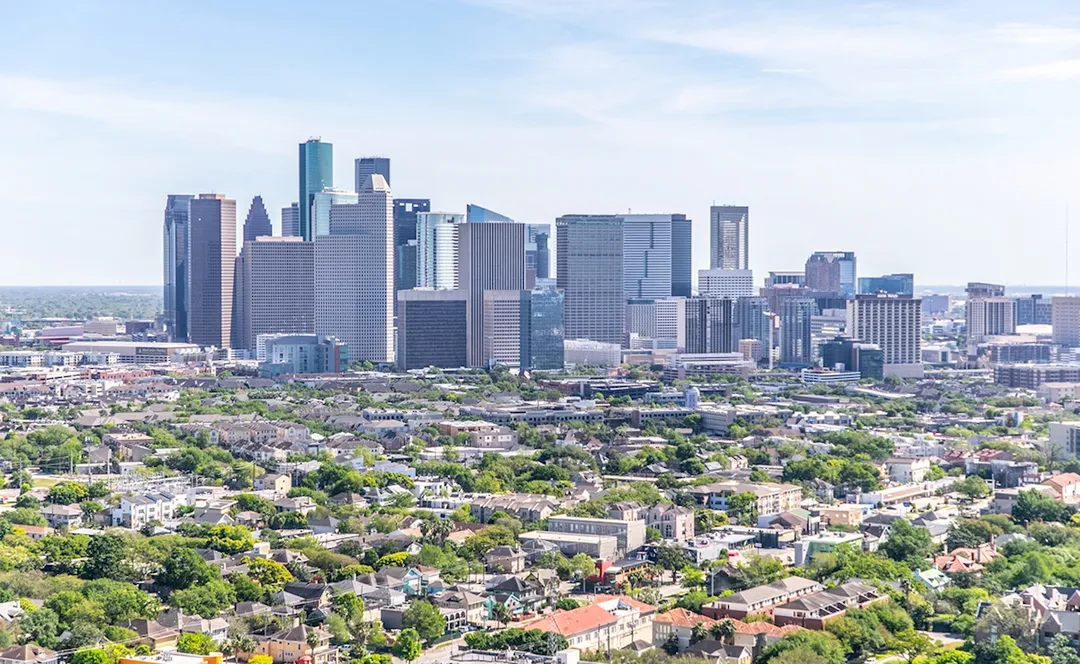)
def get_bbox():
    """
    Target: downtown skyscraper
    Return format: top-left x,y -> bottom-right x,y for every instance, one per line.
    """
242,195 -> 272,242
187,194 -> 237,348
556,215 -> 624,345
458,222 -> 527,366
163,194 -> 194,342
355,157 -> 390,191
314,174 -> 394,363
298,139 -> 333,241
233,237 -> 313,351
710,205 -> 749,270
